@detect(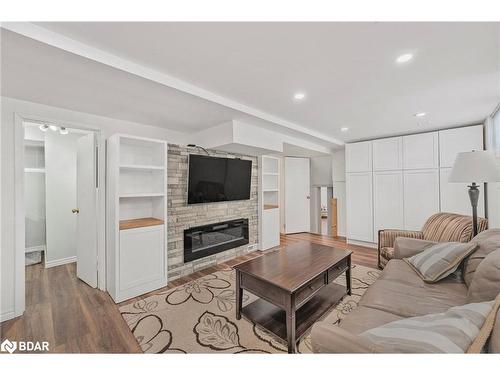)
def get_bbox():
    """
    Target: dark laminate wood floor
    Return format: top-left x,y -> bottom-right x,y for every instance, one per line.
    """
0,233 -> 377,353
